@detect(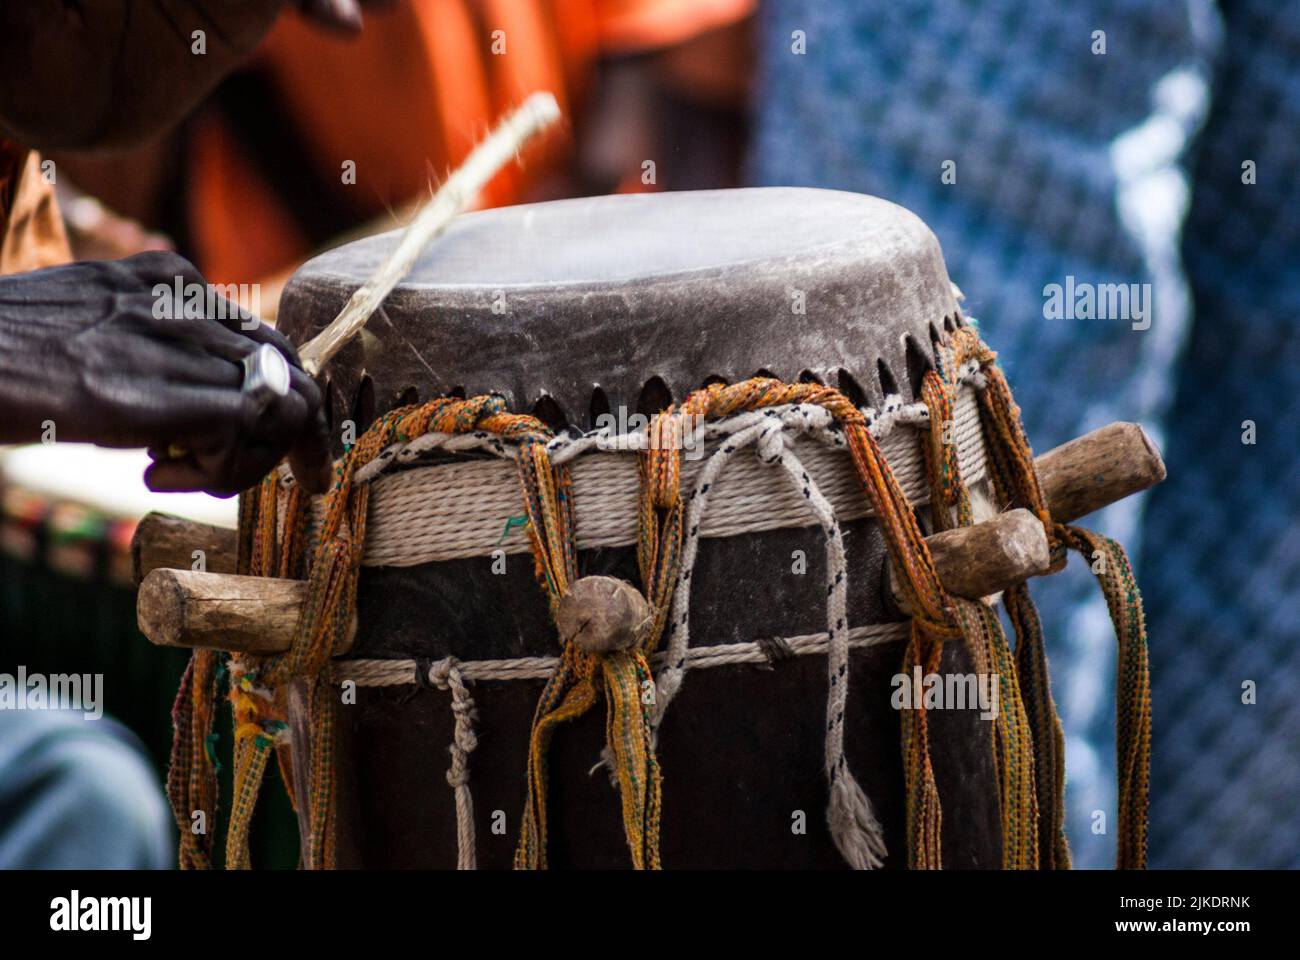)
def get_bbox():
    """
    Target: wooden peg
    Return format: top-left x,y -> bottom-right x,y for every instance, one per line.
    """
1034,421 -> 1166,522
137,567 -> 354,656
923,508 -> 1051,599
131,512 -> 237,586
